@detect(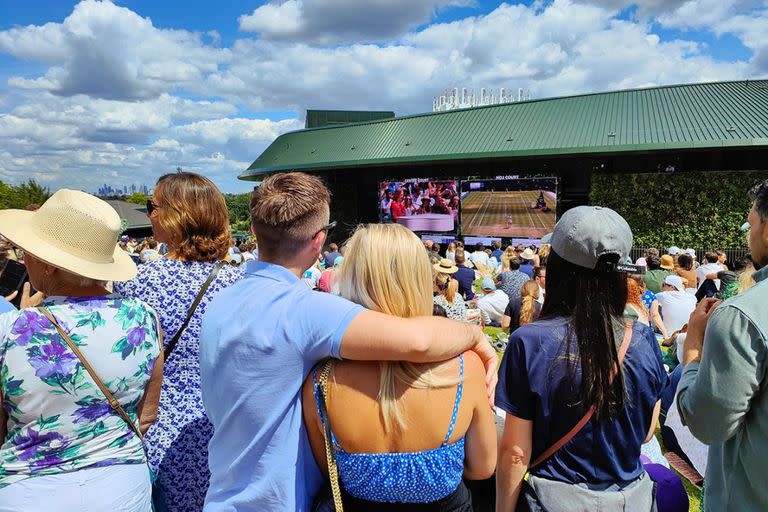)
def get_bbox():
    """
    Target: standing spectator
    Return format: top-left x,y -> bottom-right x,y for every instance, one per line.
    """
674,253 -> 698,292
677,180 -> 768,510
655,275 -> 696,335
643,255 -> 672,294
454,250 -> 476,300
715,249 -> 728,271
501,280 -> 541,331
496,206 -> 665,511
476,278 -> 508,327
519,248 -> 536,278
496,257 -> 528,302
433,259 -> 468,322
533,266 -> 546,305
199,173 -> 496,512
0,190 -> 163,511
470,243 -> 489,268
113,173 -> 243,512
324,243 -> 341,268
301,224 -> 496,509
